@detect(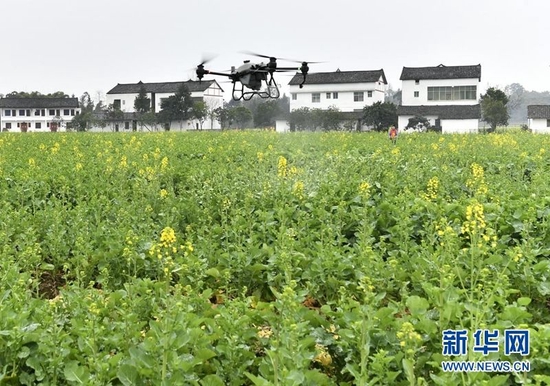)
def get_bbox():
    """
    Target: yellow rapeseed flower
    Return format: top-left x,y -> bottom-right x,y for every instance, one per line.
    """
277,156 -> 287,178
160,227 -> 176,245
